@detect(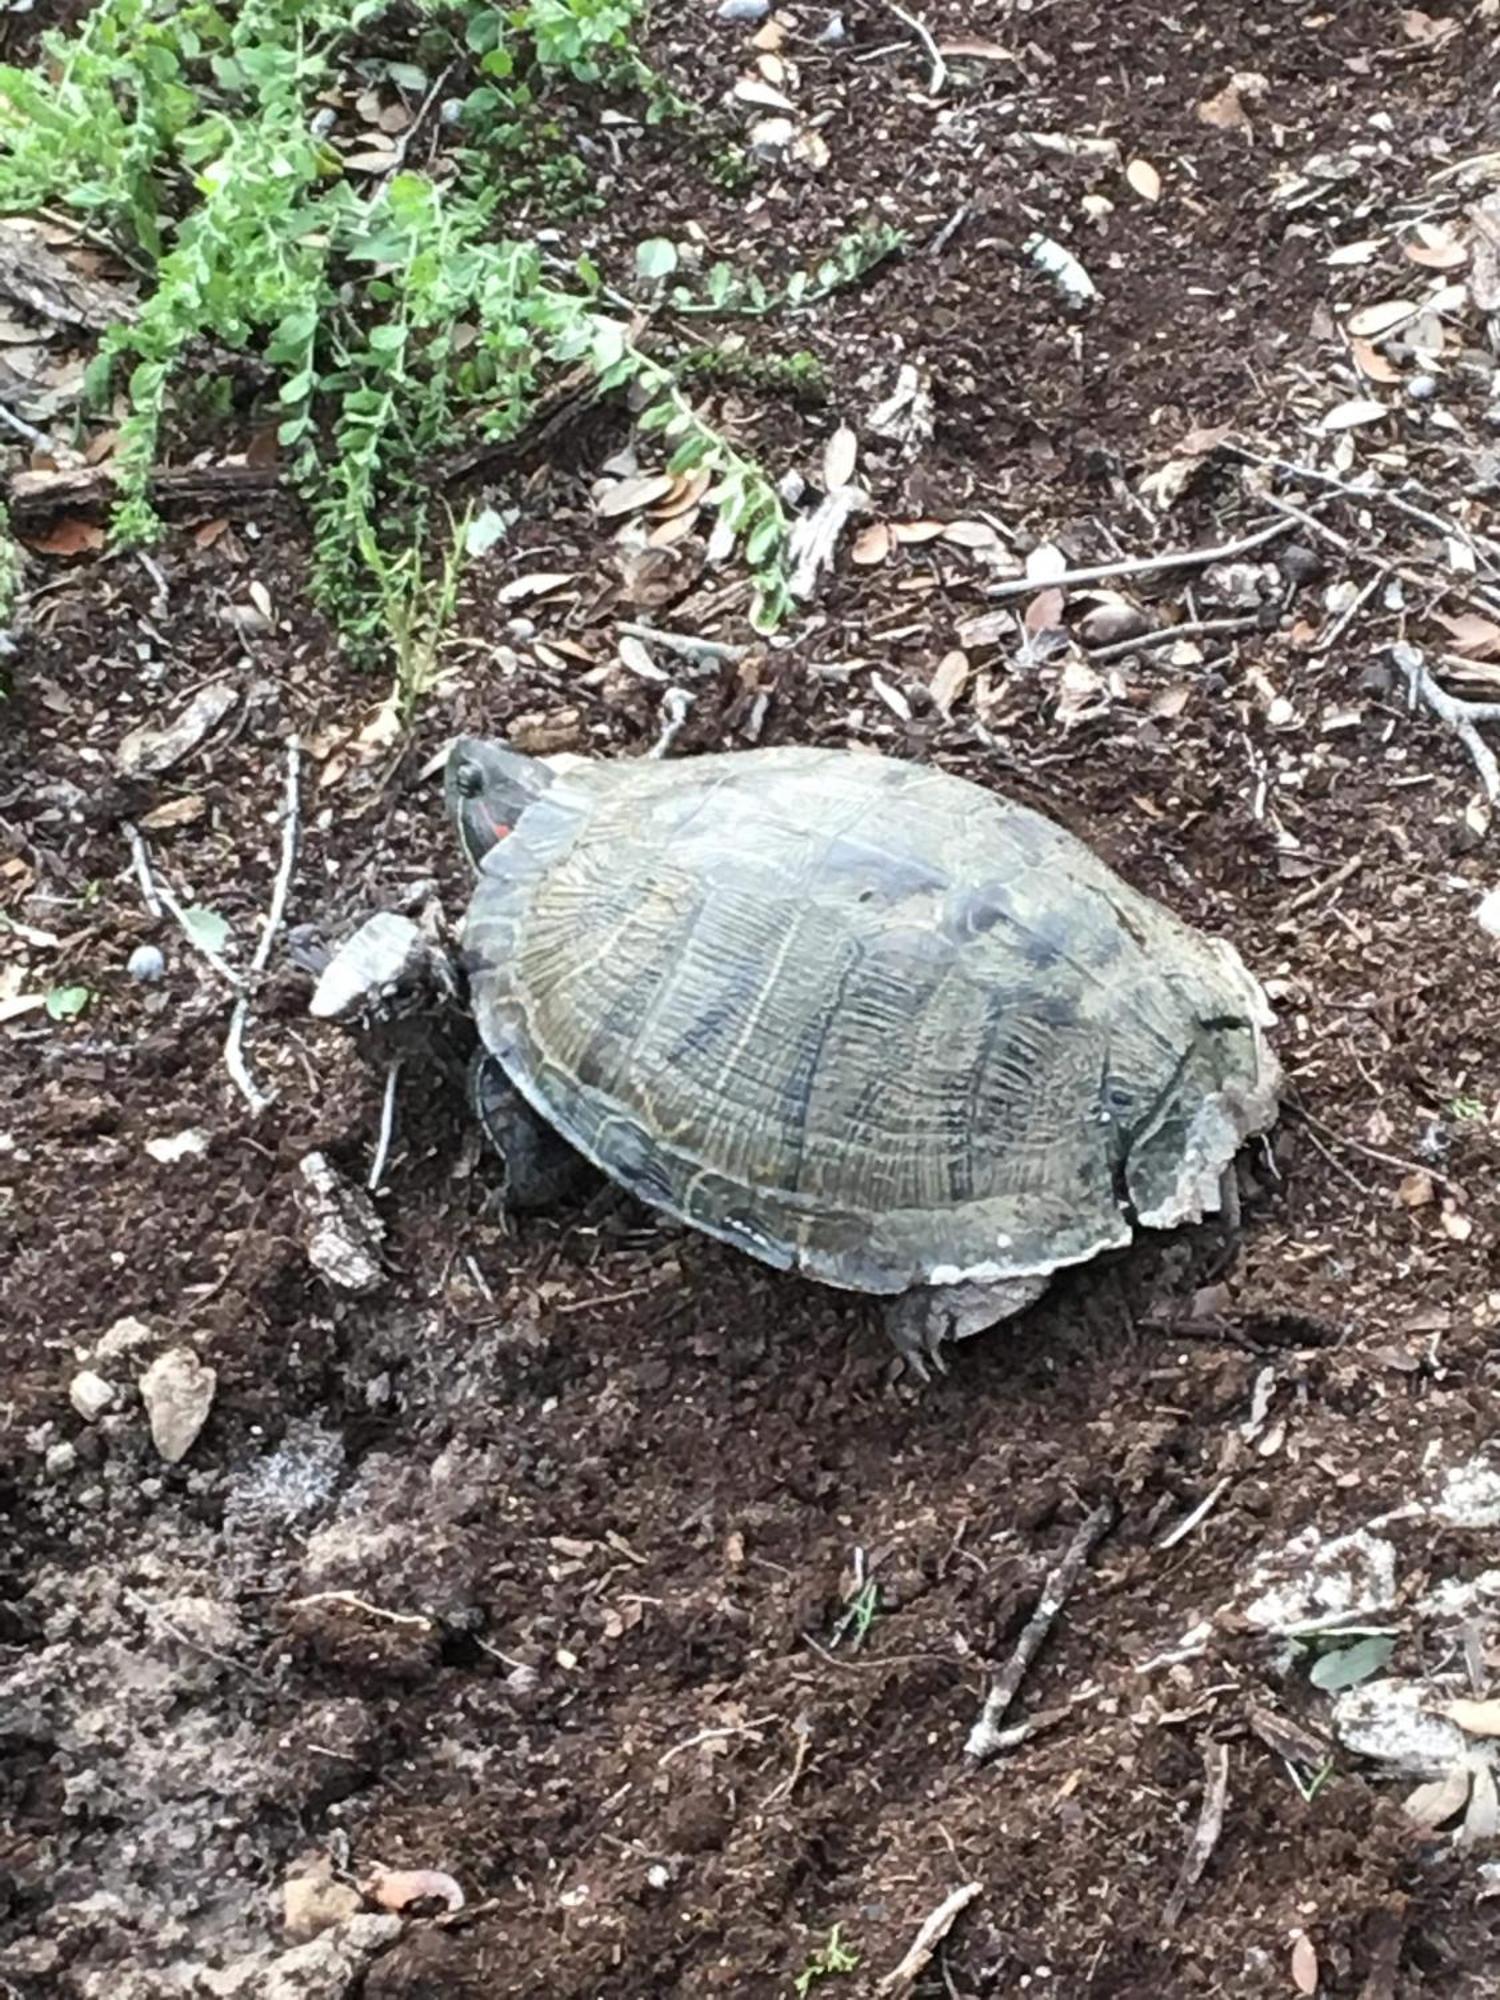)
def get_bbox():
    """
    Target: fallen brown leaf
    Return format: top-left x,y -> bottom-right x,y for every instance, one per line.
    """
596,473 -> 674,519
1398,1170 -> 1435,1208
852,523 -> 892,566
1435,611 -> 1500,657
192,516 -> 231,549
1024,587 -> 1066,633
890,519 -> 946,544
1291,1931 -> 1319,1995
823,424 -> 858,492
23,515 -> 104,556
1346,299 -> 1418,338
937,35 -> 1016,60
1349,337 -> 1401,384
929,649 -> 969,714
